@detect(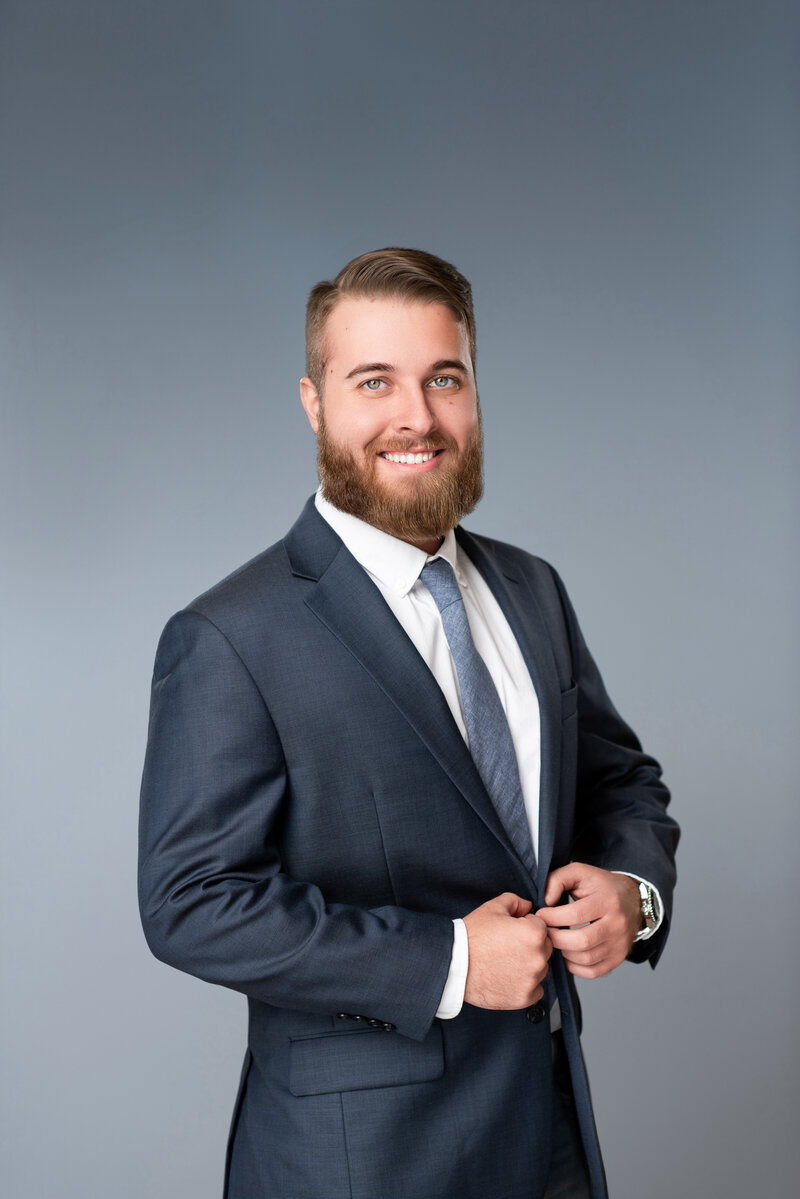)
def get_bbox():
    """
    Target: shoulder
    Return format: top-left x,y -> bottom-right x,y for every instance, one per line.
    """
187,537 -> 292,622
149,539 -> 294,674
156,497 -> 344,658
154,500 -> 313,645
181,496 -> 336,626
